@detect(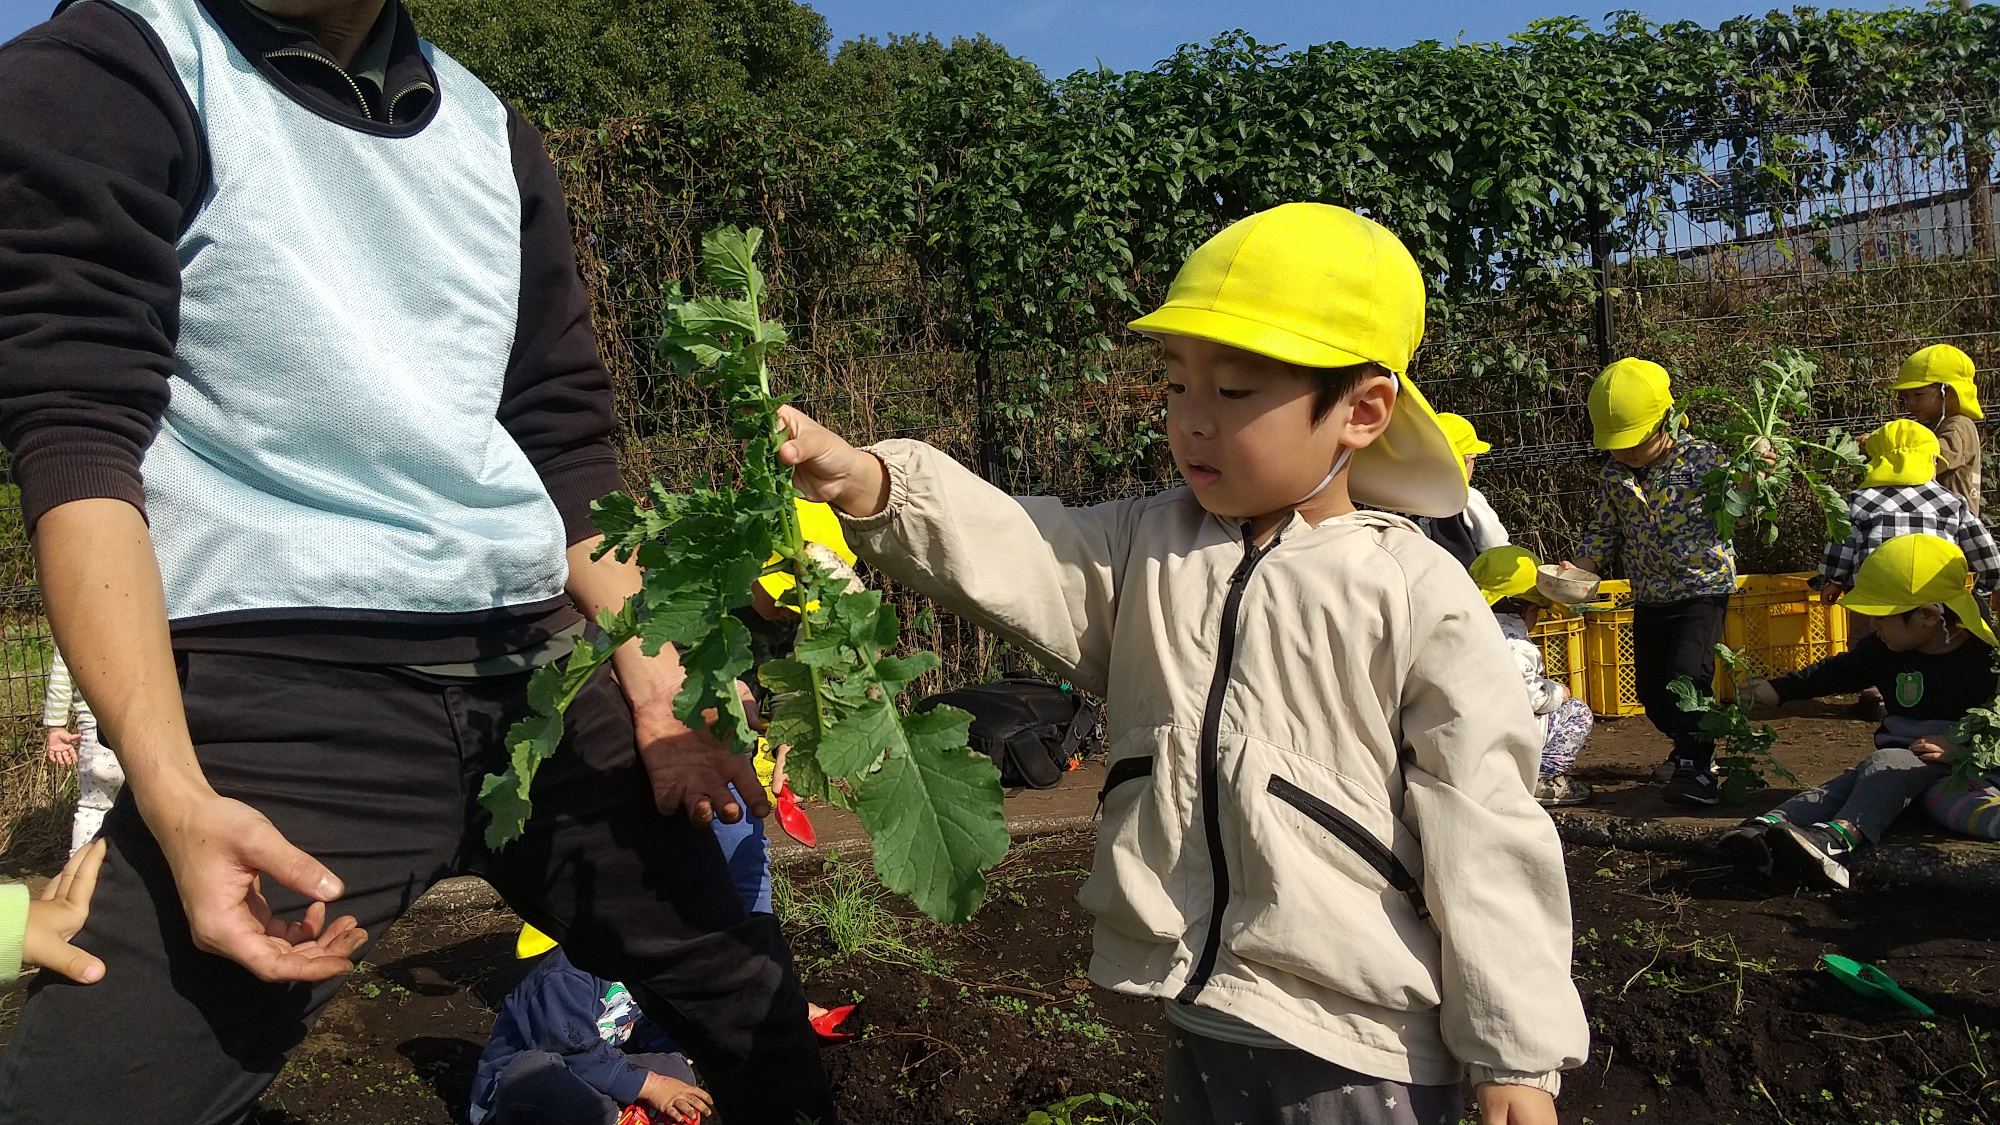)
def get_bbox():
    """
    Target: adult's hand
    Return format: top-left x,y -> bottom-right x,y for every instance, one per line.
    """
149,791 -> 365,982
44,727 -> 79,767
1475,1083 -> 1559,1125
621,644 -> 770,827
